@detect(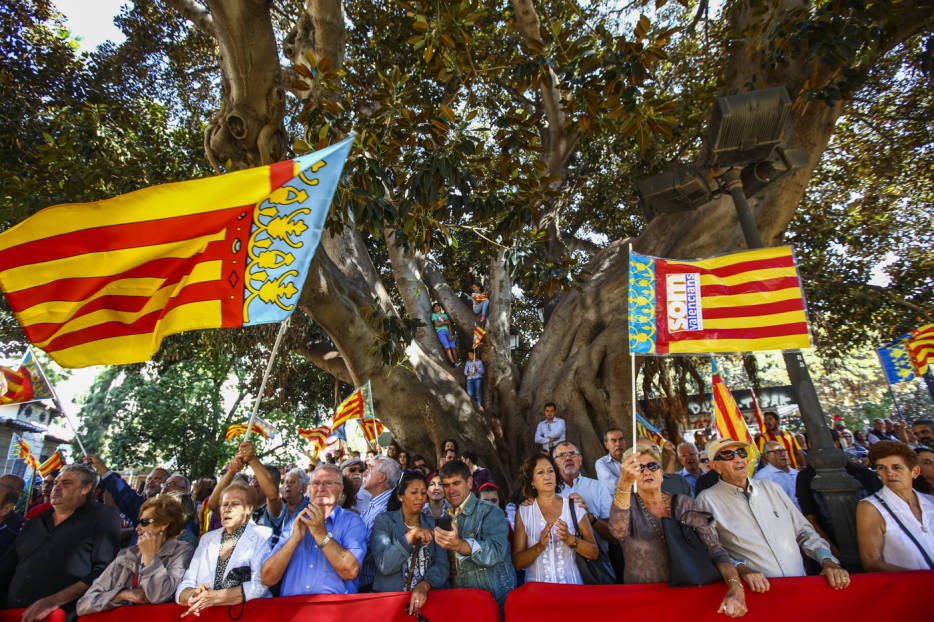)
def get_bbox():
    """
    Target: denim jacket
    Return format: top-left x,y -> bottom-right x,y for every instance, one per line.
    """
452,495 -> 515,607
369,509 -> 449,592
